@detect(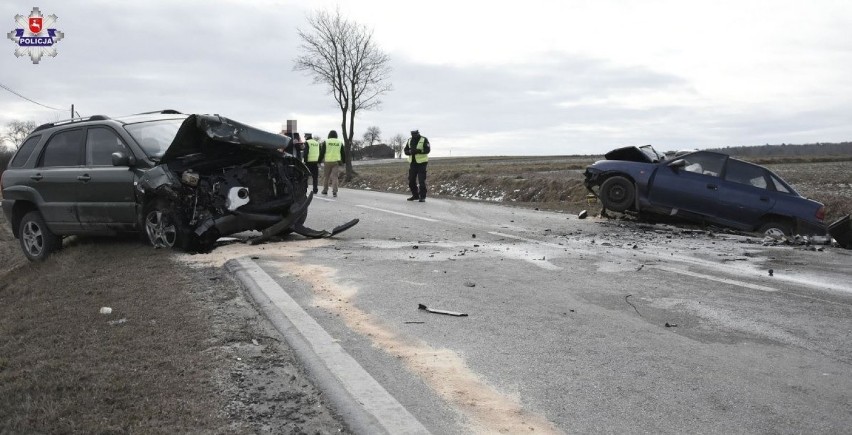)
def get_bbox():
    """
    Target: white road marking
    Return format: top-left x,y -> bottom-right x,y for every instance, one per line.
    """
356,205 -> 438,222
314,196 -> 336,202
488,231 -> 565,249
652,265 -> 779,292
